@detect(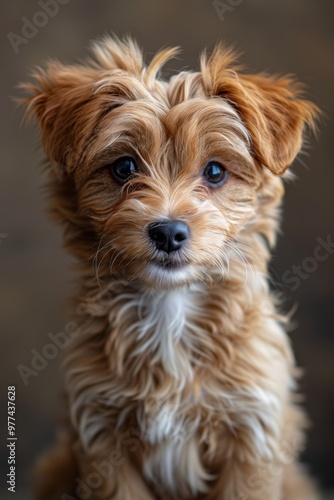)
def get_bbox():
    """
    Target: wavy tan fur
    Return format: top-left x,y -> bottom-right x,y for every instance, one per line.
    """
21,37 -> 319,499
